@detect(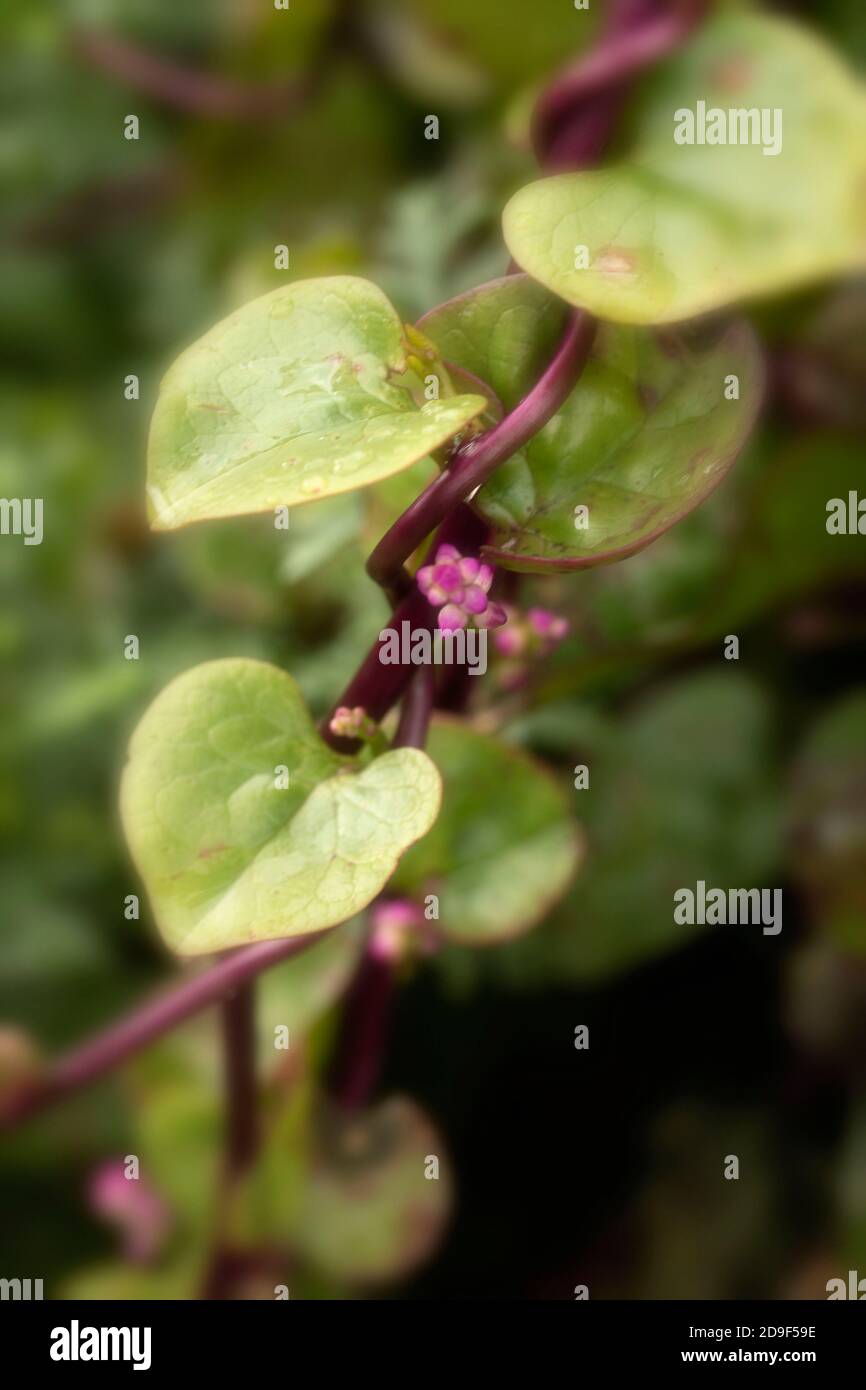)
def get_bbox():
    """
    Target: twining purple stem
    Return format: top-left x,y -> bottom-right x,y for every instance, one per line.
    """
221,983 -> 258,1176
326,660 -> 435,1110
394,666 -> 436,750
367,311 -> 595,599
327,945 -> 396,1112
0,932 -> 330,1128
198,981 -> 260,1298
